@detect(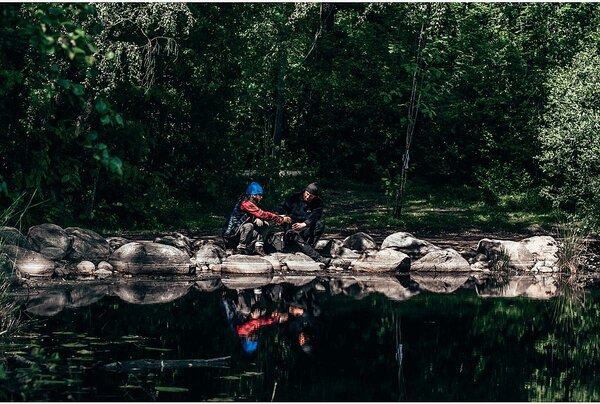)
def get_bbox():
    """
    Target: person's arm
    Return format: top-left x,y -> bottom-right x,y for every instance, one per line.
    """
240,200 -> 284,224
